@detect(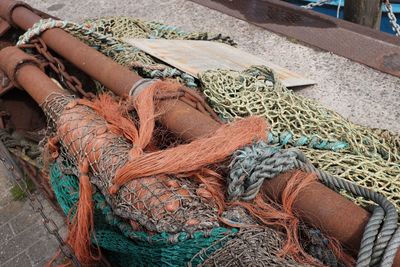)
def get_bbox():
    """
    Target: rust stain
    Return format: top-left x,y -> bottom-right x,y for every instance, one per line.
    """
383,53 -> 400,72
